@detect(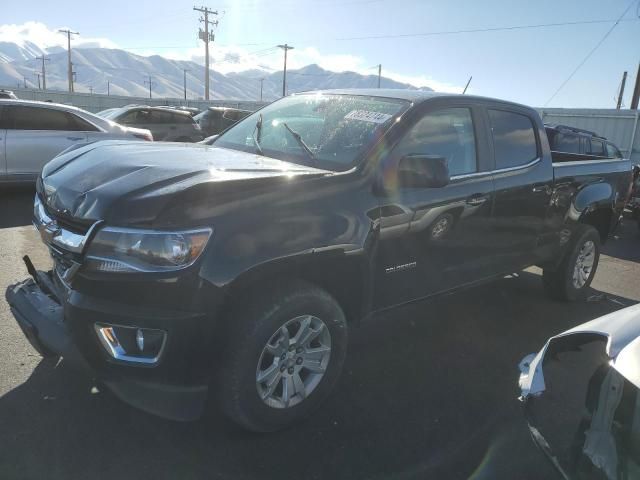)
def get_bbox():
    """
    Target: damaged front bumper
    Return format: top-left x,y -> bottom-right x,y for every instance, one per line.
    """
6,276 -> 90,369
5,268 -> 209,422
